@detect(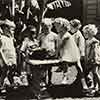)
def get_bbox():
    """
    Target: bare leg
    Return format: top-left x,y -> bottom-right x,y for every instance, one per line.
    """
48,66 -> 52,85
87,72 -> 94,89
77,60 -> 89,90
93,66 -> 100,88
